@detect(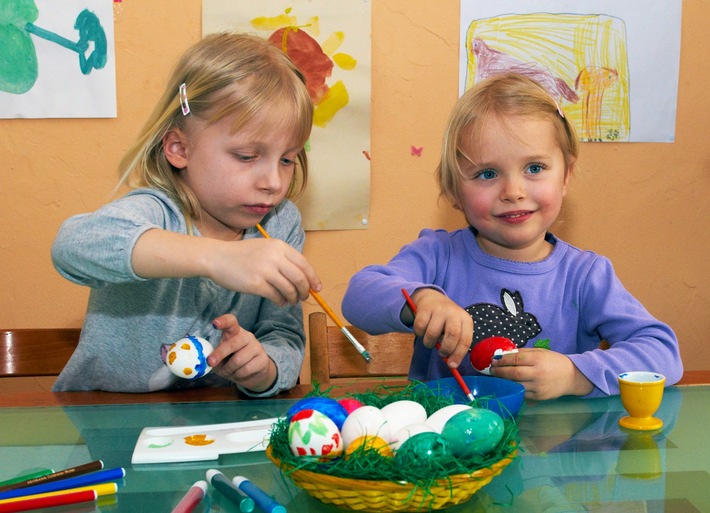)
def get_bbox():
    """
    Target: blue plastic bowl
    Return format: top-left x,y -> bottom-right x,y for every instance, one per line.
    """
422,376 -> 525,418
